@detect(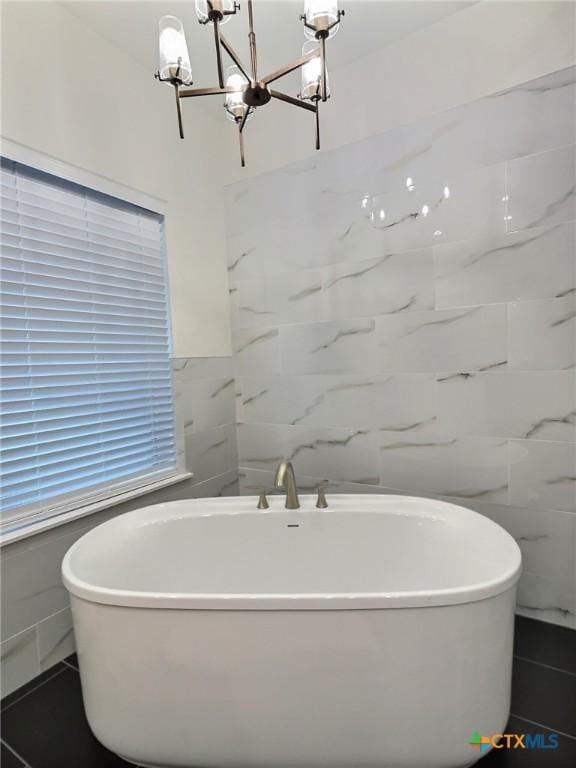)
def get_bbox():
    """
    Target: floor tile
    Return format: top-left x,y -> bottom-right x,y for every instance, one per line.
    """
1,662 -> 66,712
511,658 -> 576,737
1,742 -> 26,768
479,716 -> 576,766
514,616 -> 576,674
1,667 -> 135,768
